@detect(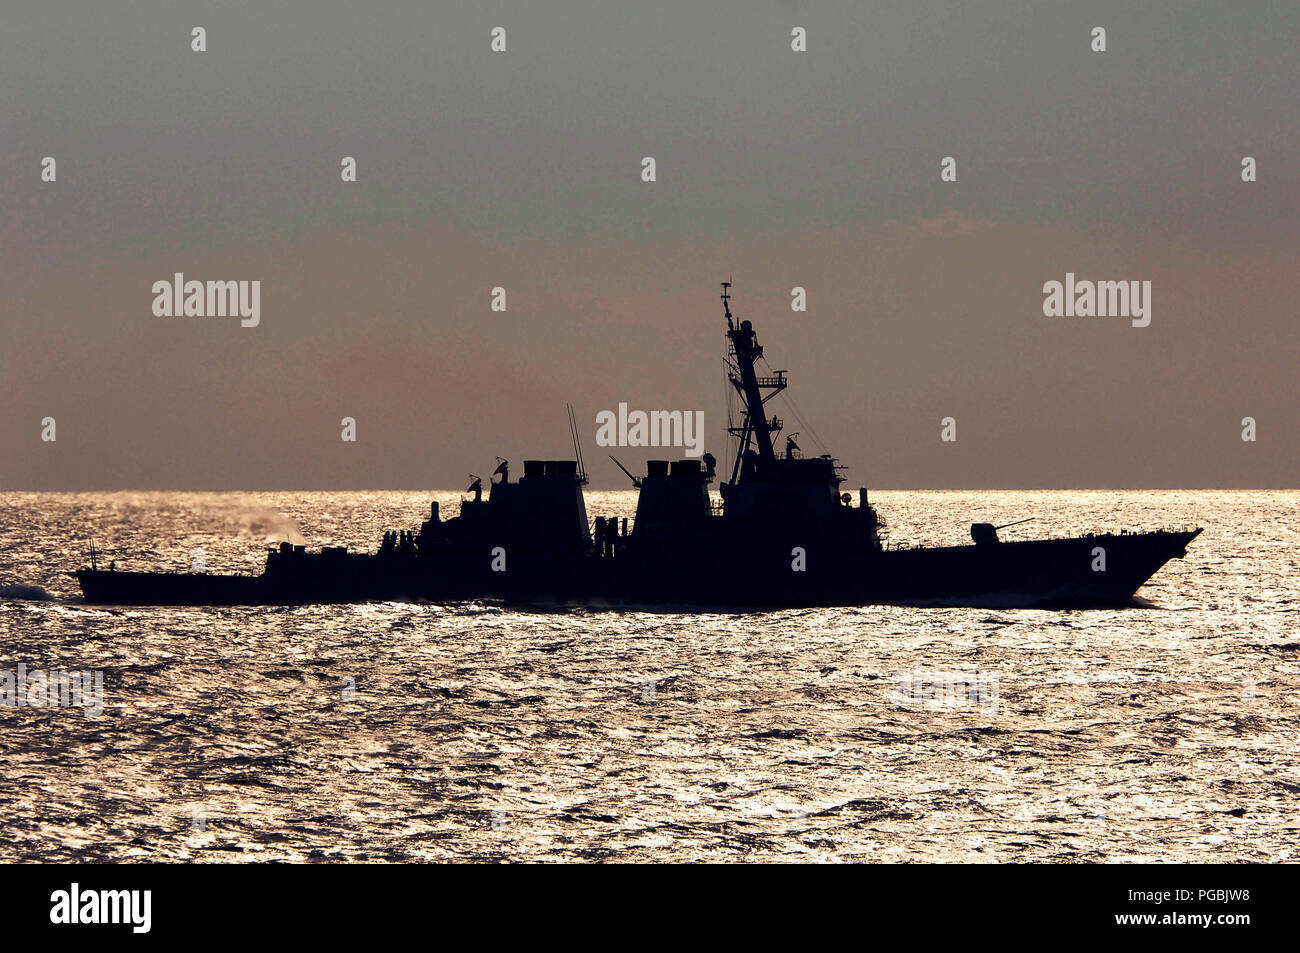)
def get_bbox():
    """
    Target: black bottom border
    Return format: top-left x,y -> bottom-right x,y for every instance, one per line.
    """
0,862 -> 1277,941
